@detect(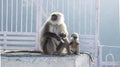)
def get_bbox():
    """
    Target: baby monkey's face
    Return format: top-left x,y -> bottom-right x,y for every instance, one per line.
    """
71,33 -> 79,40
